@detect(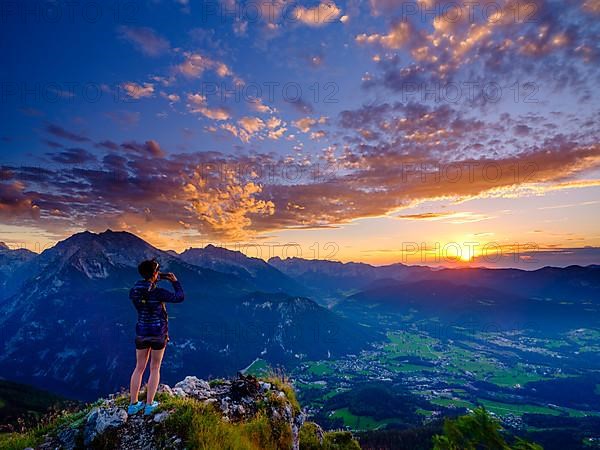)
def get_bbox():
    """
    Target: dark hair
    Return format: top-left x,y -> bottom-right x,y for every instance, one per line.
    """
138,259 -> 159,280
